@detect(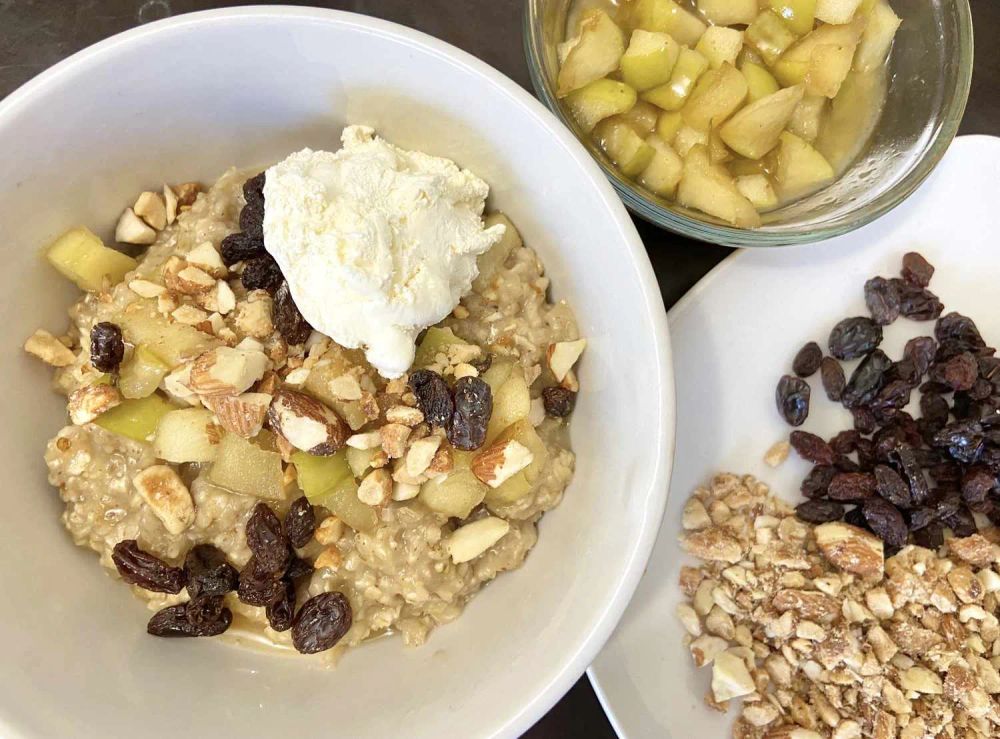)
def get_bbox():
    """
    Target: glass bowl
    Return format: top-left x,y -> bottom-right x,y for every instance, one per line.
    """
524,0 -> 973,247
